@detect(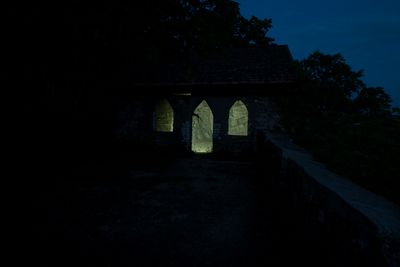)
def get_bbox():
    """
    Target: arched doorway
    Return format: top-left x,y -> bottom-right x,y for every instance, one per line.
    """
154,99 -> 174,132
191,100 -> 213,153
228,100 -> 248,136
